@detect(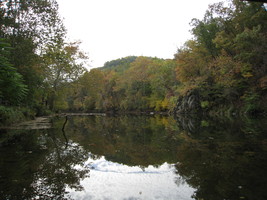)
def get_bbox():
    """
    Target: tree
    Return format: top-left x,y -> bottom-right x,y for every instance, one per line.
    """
175,40 -> 212,91
0,39 -> 28,105
0,0 -> 66,110
78,69 -> 105,111
190,7 -> 222,58
42,41 -> 88,110
0,0 -> 65,47
173,0 -> 267,113
149,59 -> 178,111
